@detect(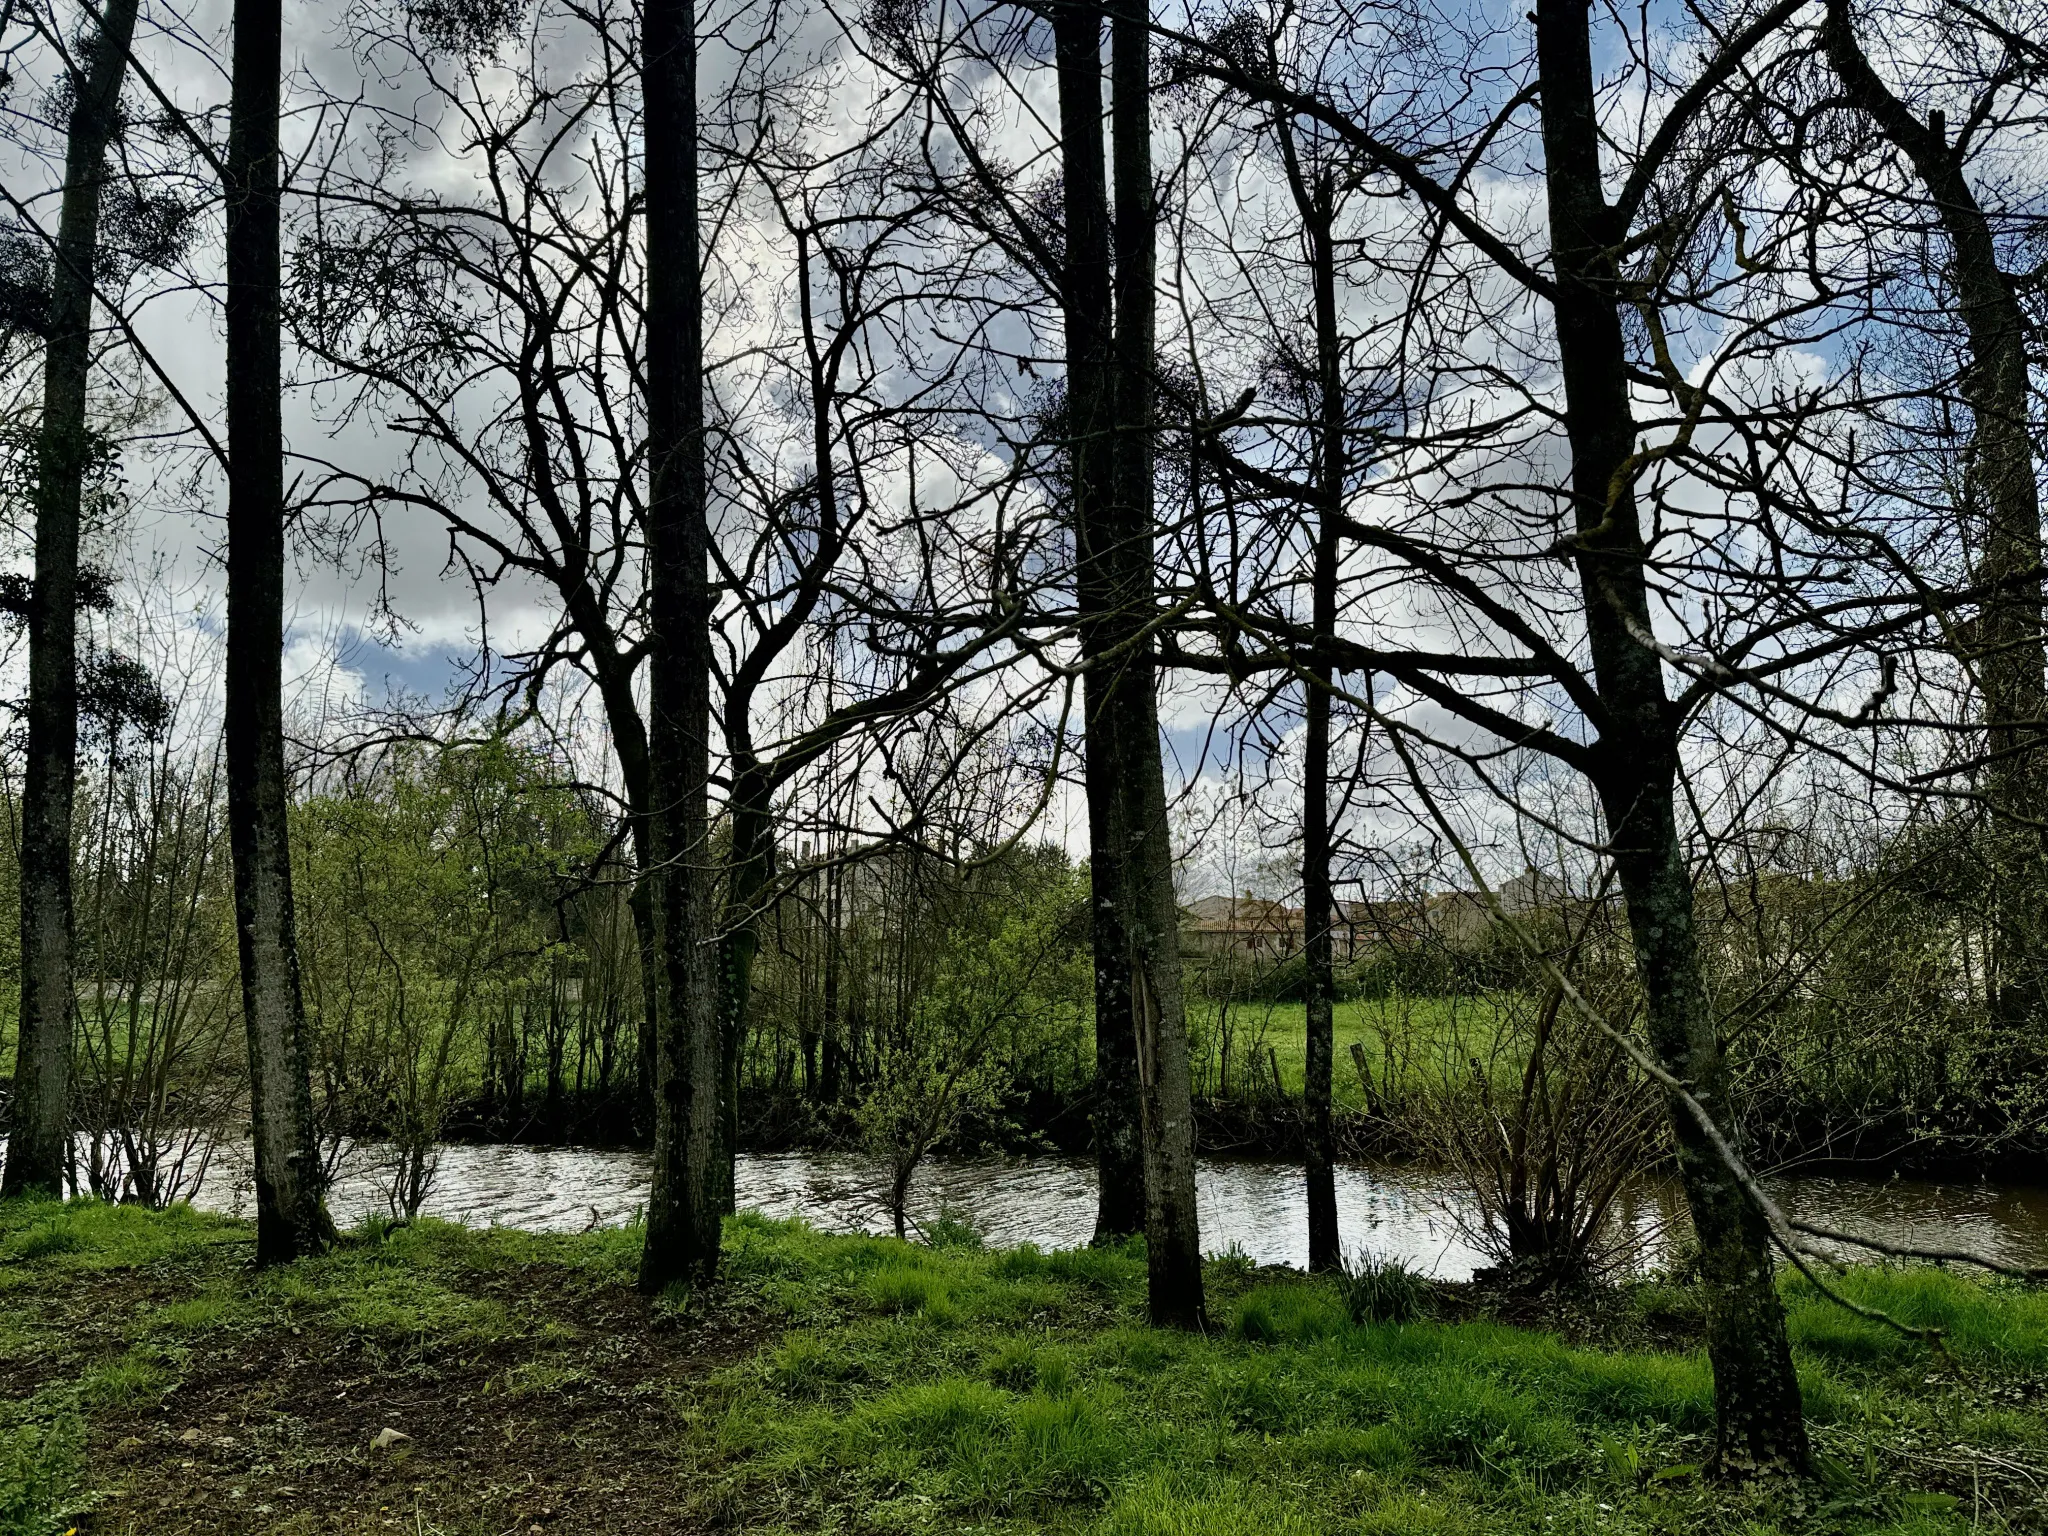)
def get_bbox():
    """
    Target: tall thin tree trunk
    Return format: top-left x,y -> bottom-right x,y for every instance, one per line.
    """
225,0 -> 329,1264
1535,0 -> 1806,1471
5,0 -> 141,1202
1055,5 -> 1145,1243
821,857 -> 843,1102
1298,170 -> 1342,1275
639,0 -> 722,1293
715,772 -> 775,1214
1822,0 -> 2048,1043
1110,0 -> 1204,1328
